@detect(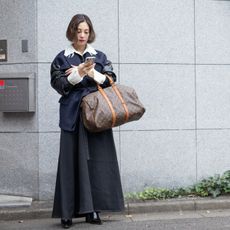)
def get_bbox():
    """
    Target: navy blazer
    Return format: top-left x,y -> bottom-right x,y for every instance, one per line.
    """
50,49 -> 116,132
